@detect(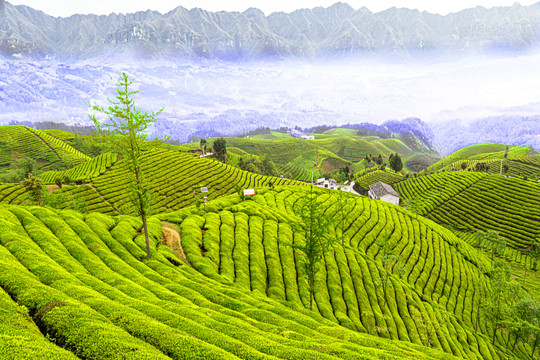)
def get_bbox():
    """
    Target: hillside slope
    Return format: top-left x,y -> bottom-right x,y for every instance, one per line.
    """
424,143 -> 539,178
395,172 -> 540,249
191,130 -> 438,181
0,203 -> 460,360
160,186 -> 532,359
0,149 -> 306,214
0,125 -> 90,170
